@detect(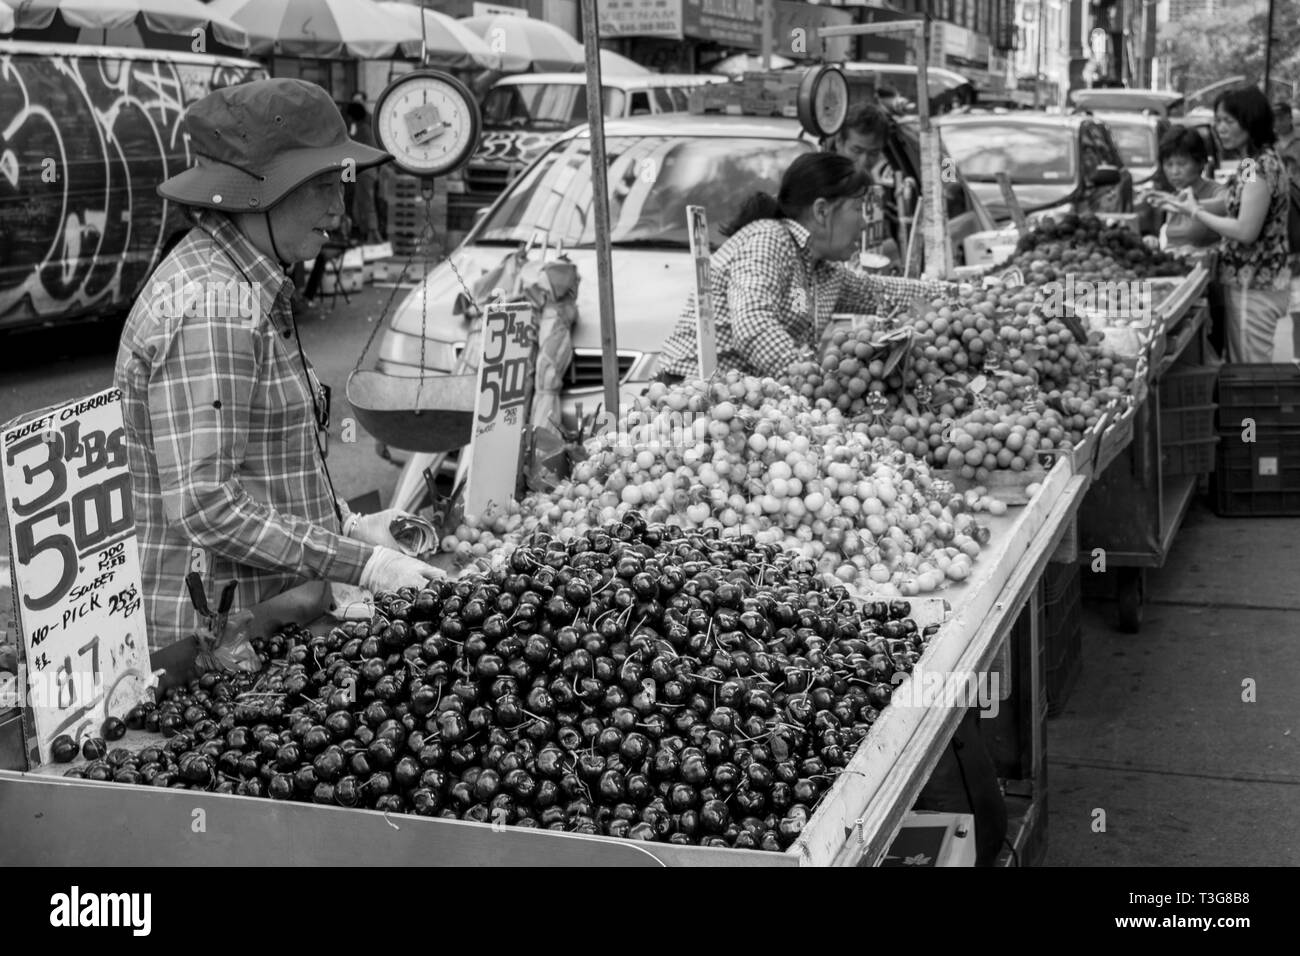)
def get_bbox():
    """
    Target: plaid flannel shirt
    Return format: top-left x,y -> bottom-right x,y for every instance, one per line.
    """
114,211 -> 372,649
659,218 -> 948,379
